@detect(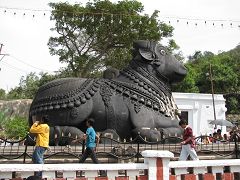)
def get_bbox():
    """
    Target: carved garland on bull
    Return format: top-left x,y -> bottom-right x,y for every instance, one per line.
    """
30,62 -> 177,120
